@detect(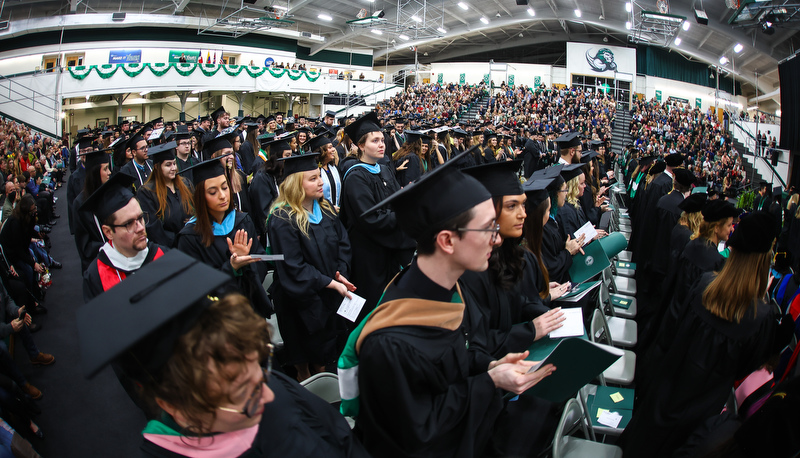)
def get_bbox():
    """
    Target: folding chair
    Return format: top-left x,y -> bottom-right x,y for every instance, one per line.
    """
602,266 -> 637,297
300,372 -> 341,404
577,384 -> 635,438
590,309 -> 635,386
595,295 -> 638,349
599,276 -> 637,319
552,399 -> 623,458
